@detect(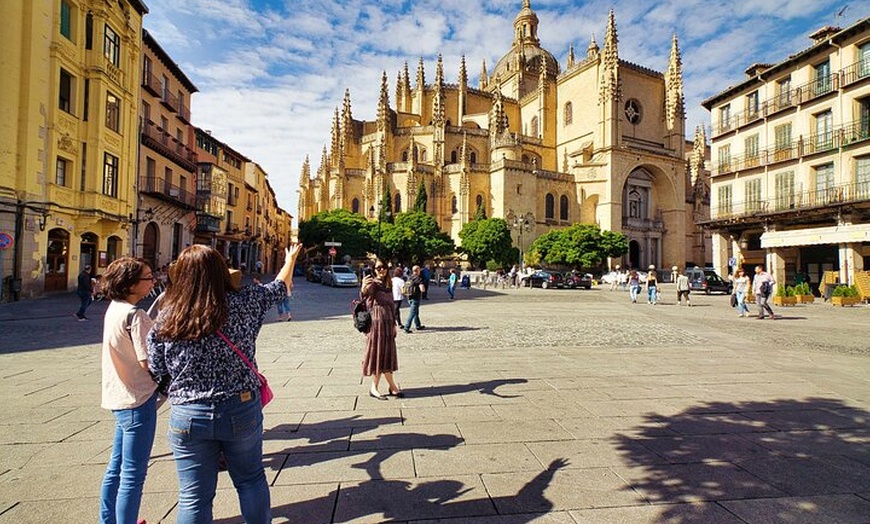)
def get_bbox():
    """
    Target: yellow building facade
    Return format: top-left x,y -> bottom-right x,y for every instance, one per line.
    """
298,2 -> 710,271
1,0 -> 147,299
702,19 -> 870,290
